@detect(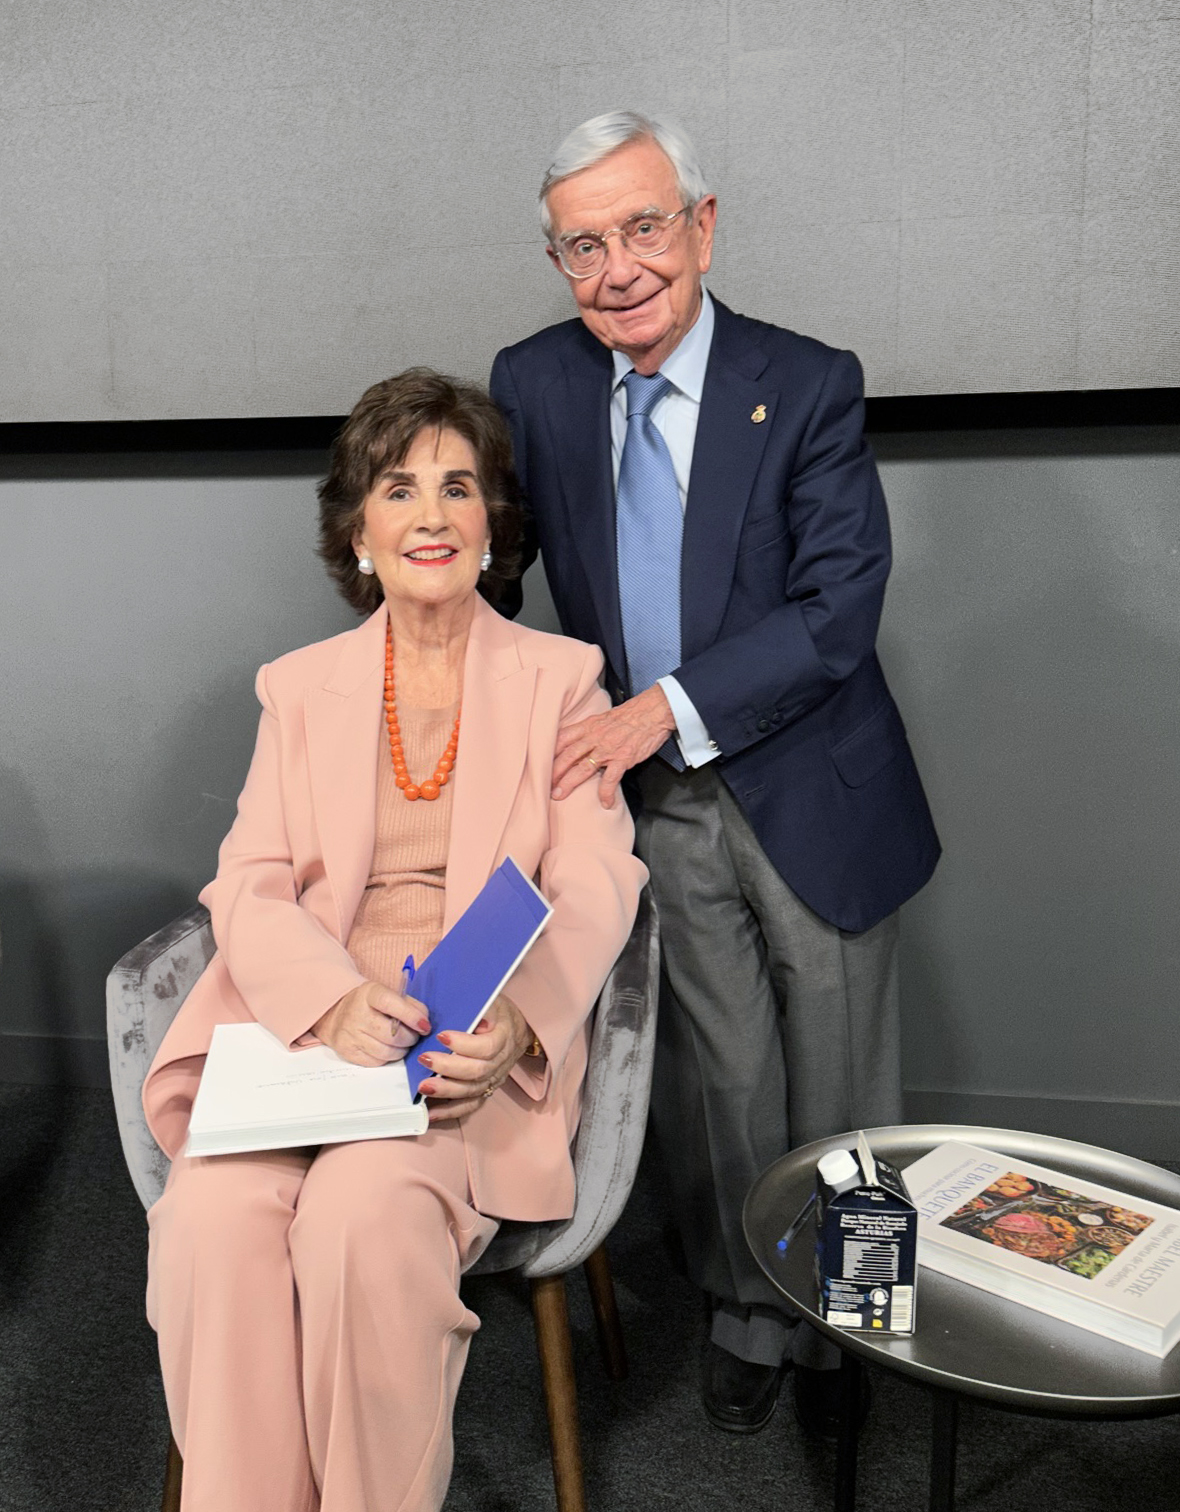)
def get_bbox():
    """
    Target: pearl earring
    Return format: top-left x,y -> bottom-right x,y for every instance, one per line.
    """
480,549 -> 493,572
357,556 -> 375,575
